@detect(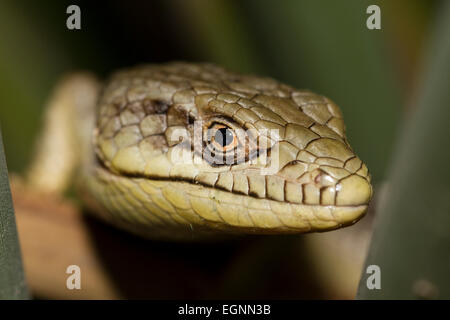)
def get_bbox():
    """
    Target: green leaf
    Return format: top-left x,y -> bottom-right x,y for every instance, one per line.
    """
0,128 -> 29,299
357,1 -> 450,299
